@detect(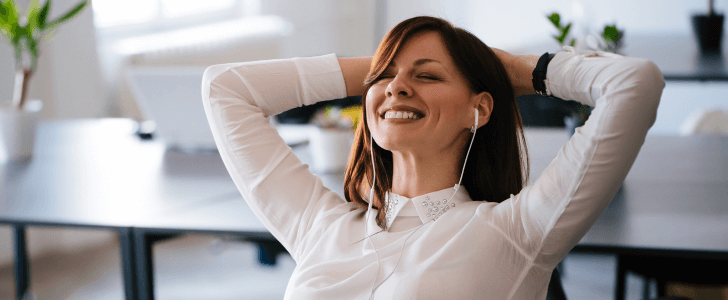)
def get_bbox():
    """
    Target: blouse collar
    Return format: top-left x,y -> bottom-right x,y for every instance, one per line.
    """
371,185 -> 473,230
